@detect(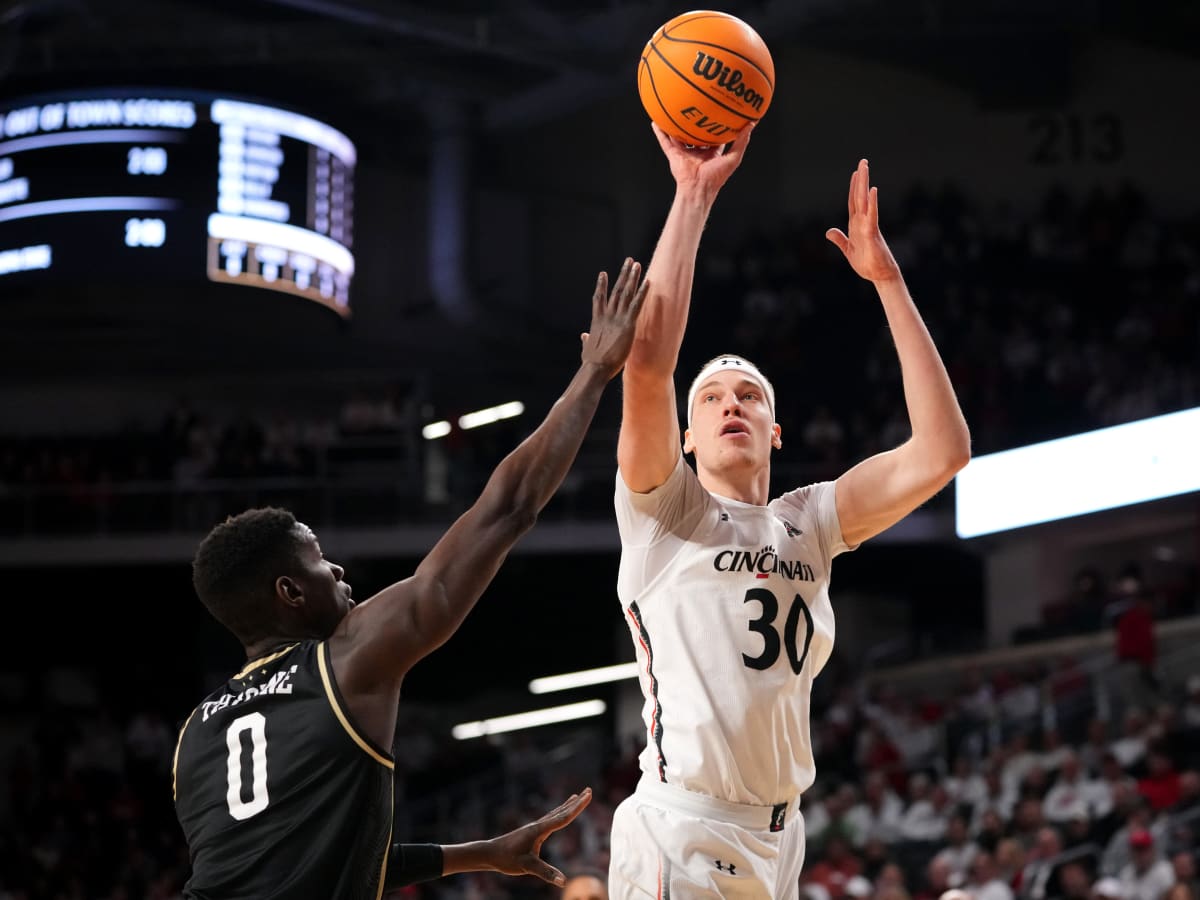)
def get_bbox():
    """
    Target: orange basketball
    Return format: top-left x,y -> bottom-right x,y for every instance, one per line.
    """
637,10 -> 774,147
